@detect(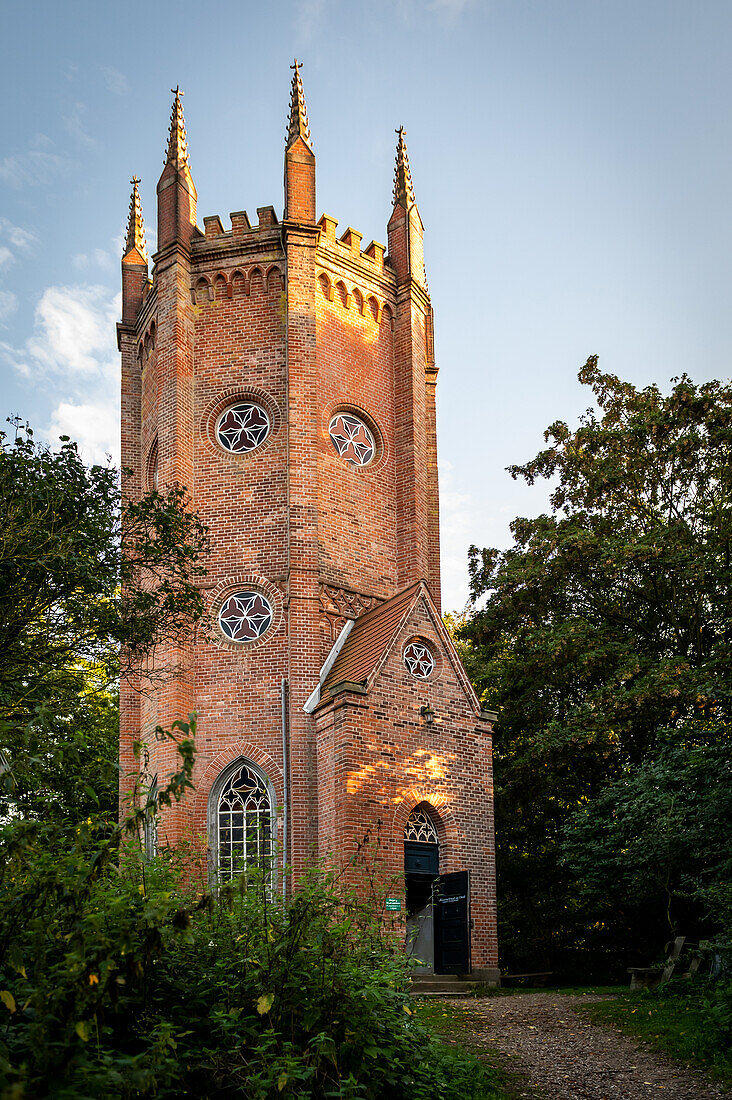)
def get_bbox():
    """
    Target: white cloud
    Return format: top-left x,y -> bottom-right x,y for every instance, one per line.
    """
0,221 -> 36,310
0,219 -> 36,250
73,248 -> 117,273
0,292 -> 18,323
99,65 -> 130,96
394,0 -> 476,22
63,103 -> 95,147
294,0 -> 328,44
23,285 -> 120,376
2,282 -> 121,463
48,401 -> 119,465
430,0 -> 474,13
0,135 -> 73,188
